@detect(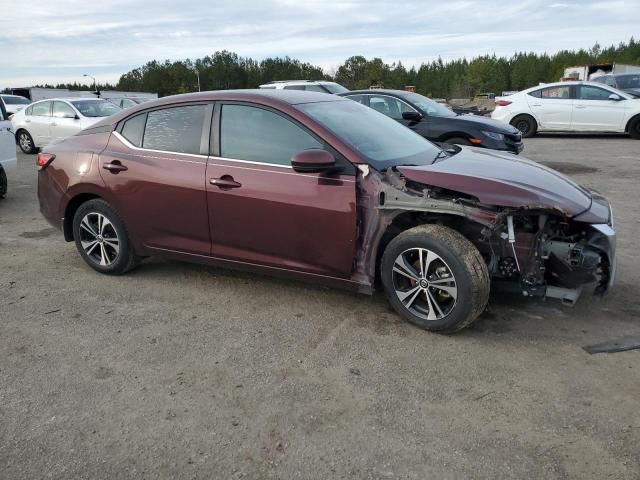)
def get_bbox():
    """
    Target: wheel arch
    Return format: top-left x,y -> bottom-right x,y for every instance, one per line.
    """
63,192 -> 102,241
437,131 -> 473,142
625,113 -> 640,133
374,211 -> 488,287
